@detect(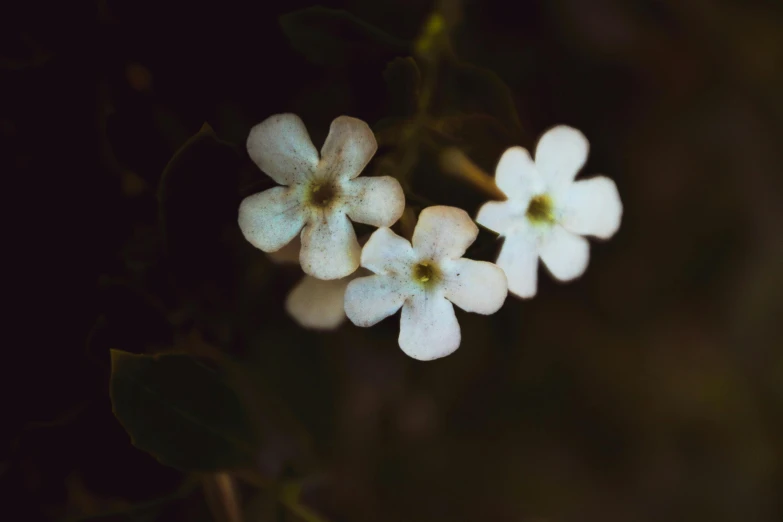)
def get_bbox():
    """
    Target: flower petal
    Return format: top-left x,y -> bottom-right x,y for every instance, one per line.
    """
399,292 -> 461,361
441,259 -> 508,314
475,200 -> 516,235
344,275 -> 408,327
344,176 -> 405,227
560,176 -> 622,239
246,114 -> 319,186
300,210 -> 361,280
238,187 -> 307,252
495,146 -> 545,201
412,206 -> 478,261
539,225 -> 590,281
535,126 -> 589,195
496,230 -> 539,298
286,275 -> 349,330
318,116 -> 377,181
361,227 -> 415,276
